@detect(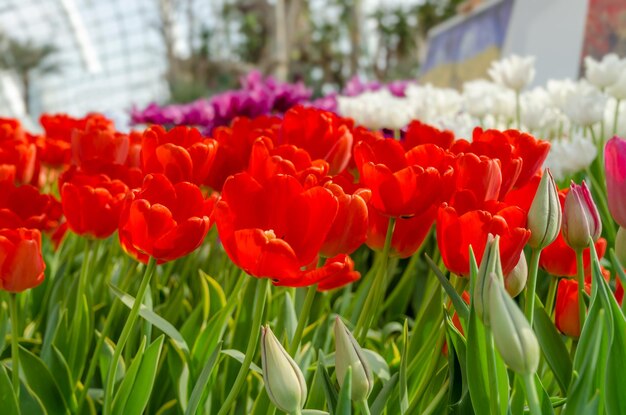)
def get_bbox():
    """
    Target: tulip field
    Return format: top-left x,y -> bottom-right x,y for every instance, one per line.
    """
1,53 -> 626,415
